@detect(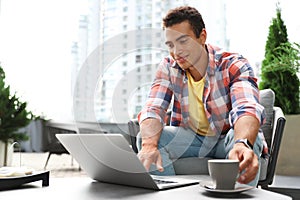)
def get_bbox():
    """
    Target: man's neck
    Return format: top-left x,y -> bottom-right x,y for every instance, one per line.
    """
188,48 -> 208,82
